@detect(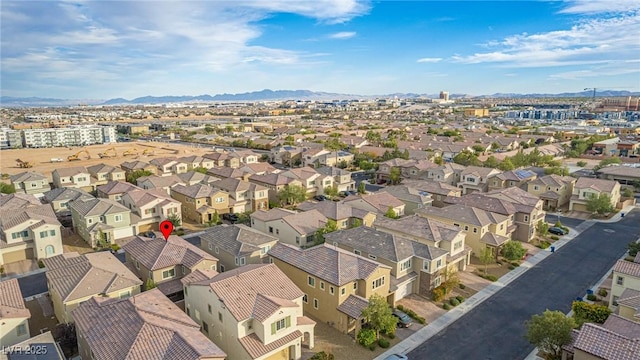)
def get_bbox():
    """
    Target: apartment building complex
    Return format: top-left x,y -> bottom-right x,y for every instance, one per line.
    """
6,125 -> 117,148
